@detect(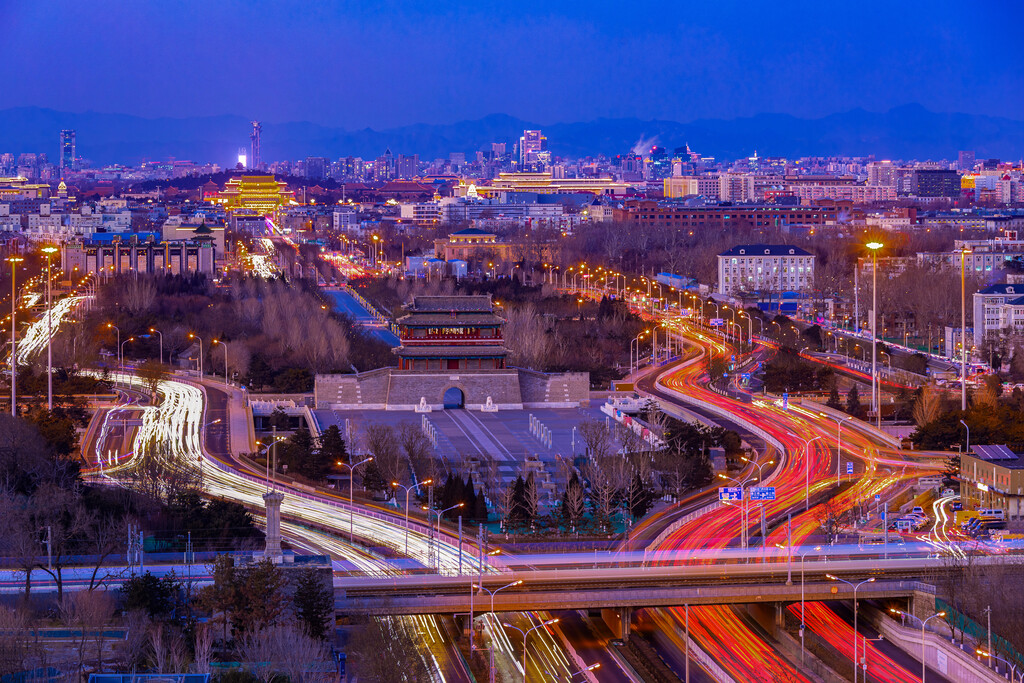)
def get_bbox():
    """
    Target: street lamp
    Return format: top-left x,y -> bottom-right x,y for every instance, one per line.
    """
41,246 -> 58,410
828,575 -> 875,683
866,241 -> 883,428
976,649 -> 1021,682
149,327 -> 163,365
7,256 -> 23,416
502,618 -> 560,683
424,502 -> 464,570
741,454 -> 774,539
891,608 -> 945,682
826,414 -> 854,487
212,339 -> 230,385
187,332 -> 203,377
797,545 -> 821,661
474,579 -> 523,679
106,322 -> 120,373
392,479 -> 432,556
960,419 -> 970,456
798,435 -> 823,510
337,456 -> 373,542
959,246 -> 971,411
630,330 -> 648,377
718,472 -> 755,548
120,337 -> 135,371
